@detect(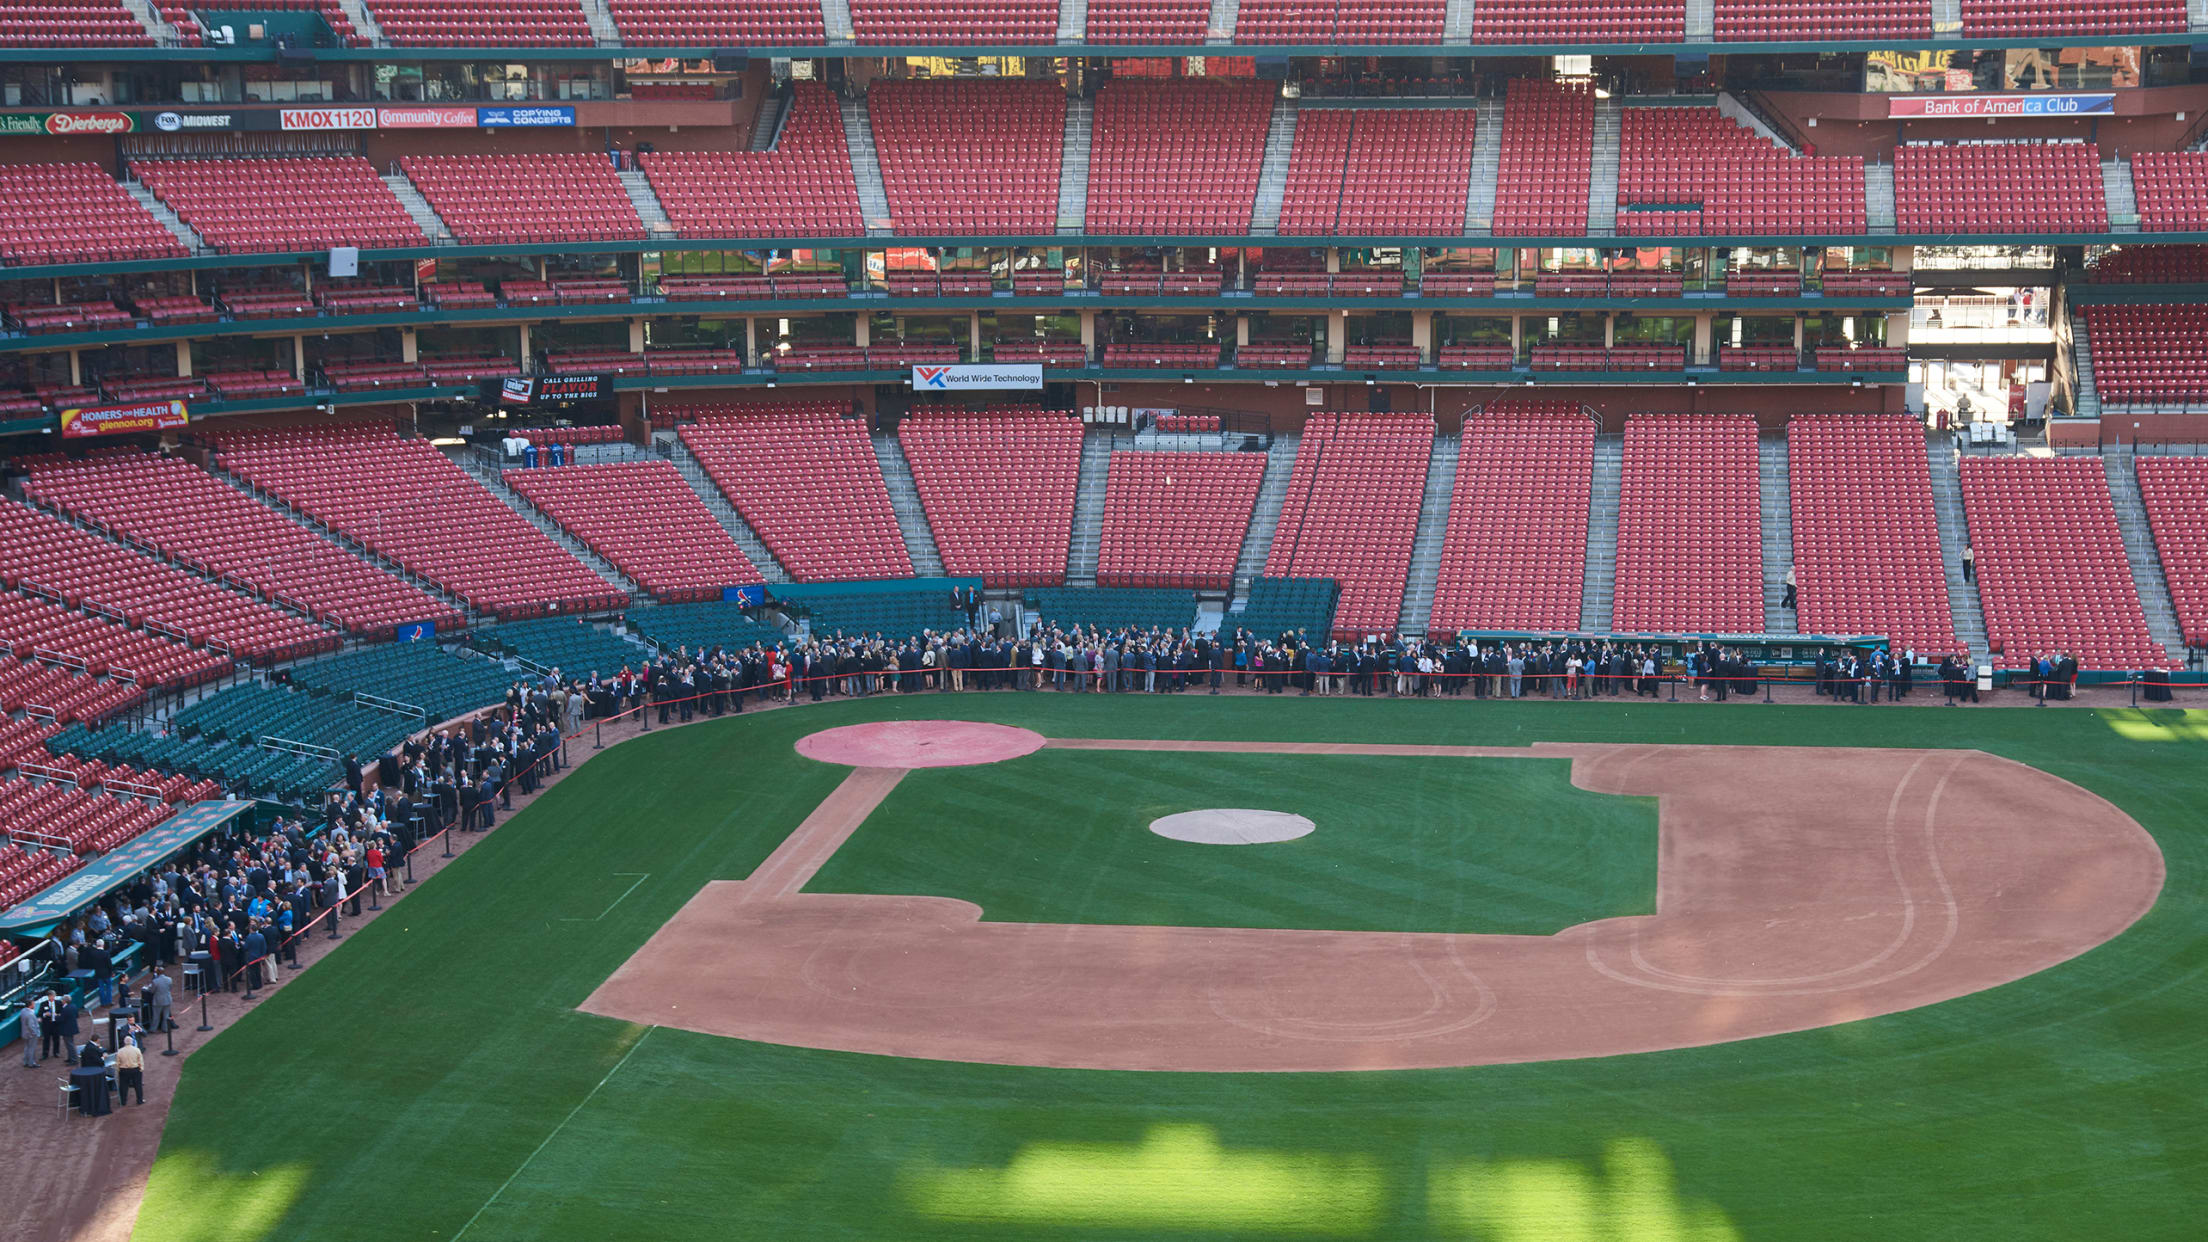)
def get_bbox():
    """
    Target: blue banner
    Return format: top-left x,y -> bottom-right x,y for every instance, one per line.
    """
723,585 -> 766,607
394,621 -> 437,643
478,105 -> 575,128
